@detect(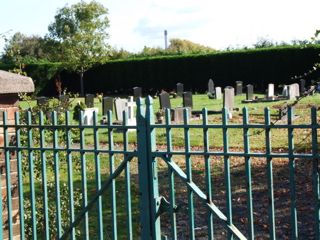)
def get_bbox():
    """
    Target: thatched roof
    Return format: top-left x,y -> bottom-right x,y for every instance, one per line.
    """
0,70 -> 34,94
